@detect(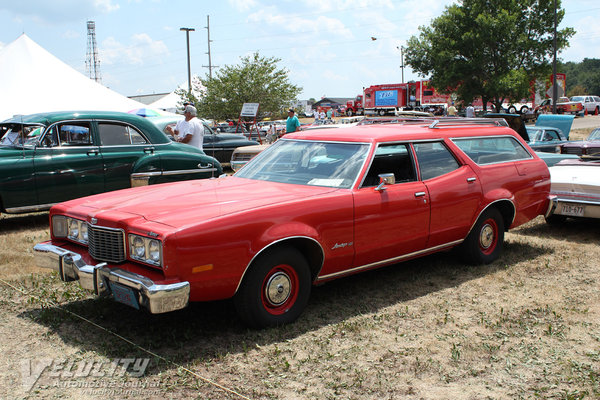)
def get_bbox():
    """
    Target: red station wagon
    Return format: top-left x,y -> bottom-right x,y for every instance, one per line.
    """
34,119 -> 551,328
